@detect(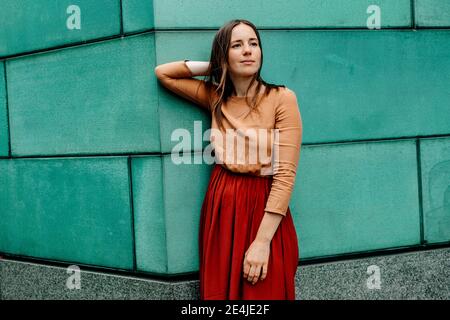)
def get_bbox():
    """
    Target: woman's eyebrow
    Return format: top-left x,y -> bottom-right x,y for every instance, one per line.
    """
231,38 -> 258,43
